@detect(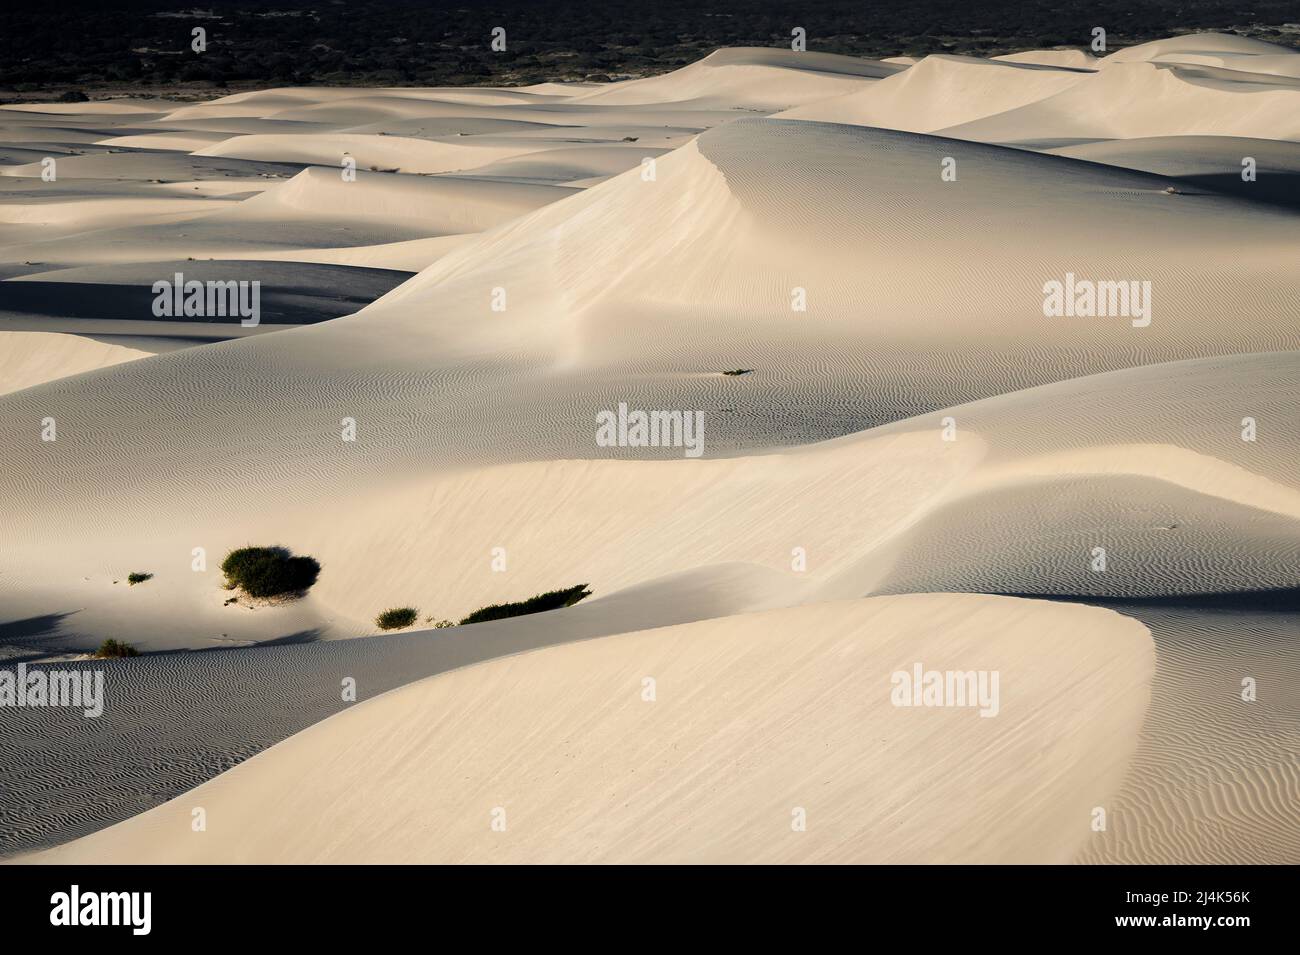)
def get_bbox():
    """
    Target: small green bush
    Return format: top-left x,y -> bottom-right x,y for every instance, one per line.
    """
95,639 -> 140,658
126,572 -> 153,585
221,546 -> 320,599
460,584 -> 592,626
376,607 -> 419,630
